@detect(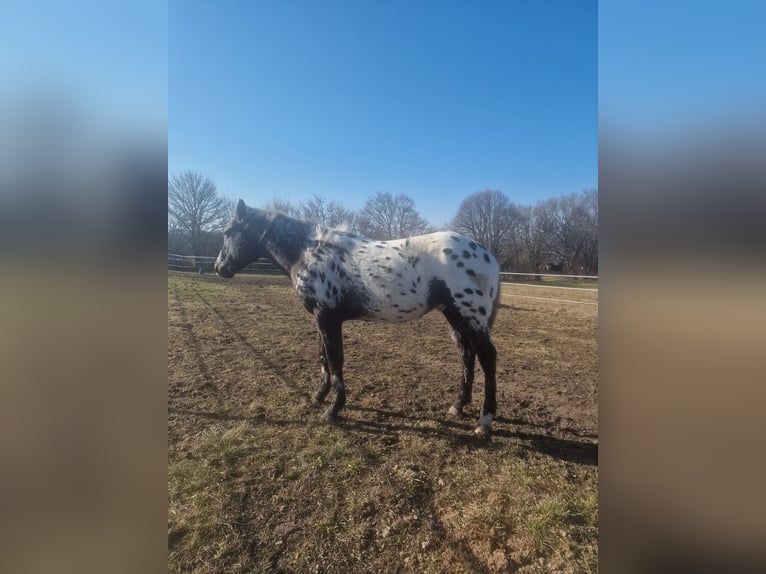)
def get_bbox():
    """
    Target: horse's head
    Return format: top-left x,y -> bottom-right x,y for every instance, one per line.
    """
215,199 -> 265,278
